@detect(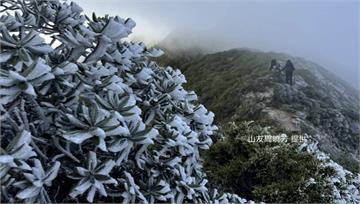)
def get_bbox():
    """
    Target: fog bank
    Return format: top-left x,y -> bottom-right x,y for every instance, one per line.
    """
75,0 -> 359,89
